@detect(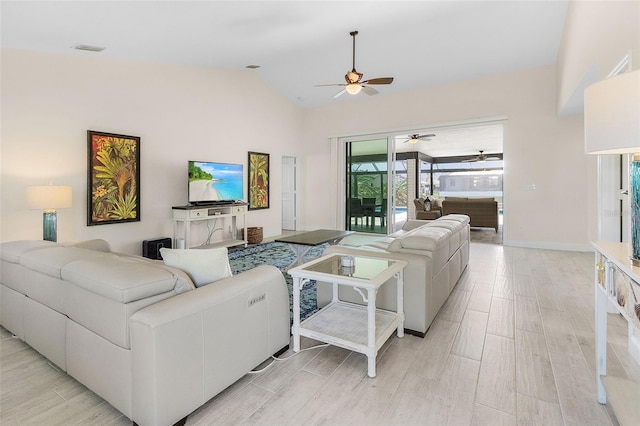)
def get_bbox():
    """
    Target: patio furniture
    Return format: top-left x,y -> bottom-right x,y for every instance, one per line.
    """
371,198 -> 387,228
442,197 -> 498,231
349,198 -> 366,226
413,198 -> 442,220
